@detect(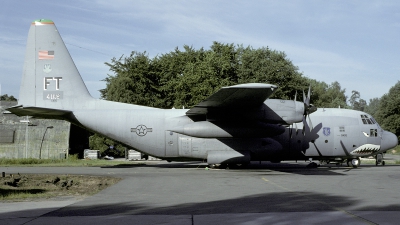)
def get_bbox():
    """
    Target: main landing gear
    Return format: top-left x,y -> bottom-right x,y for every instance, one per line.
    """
208,163 -> 249,169
347,158 -> 361,168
